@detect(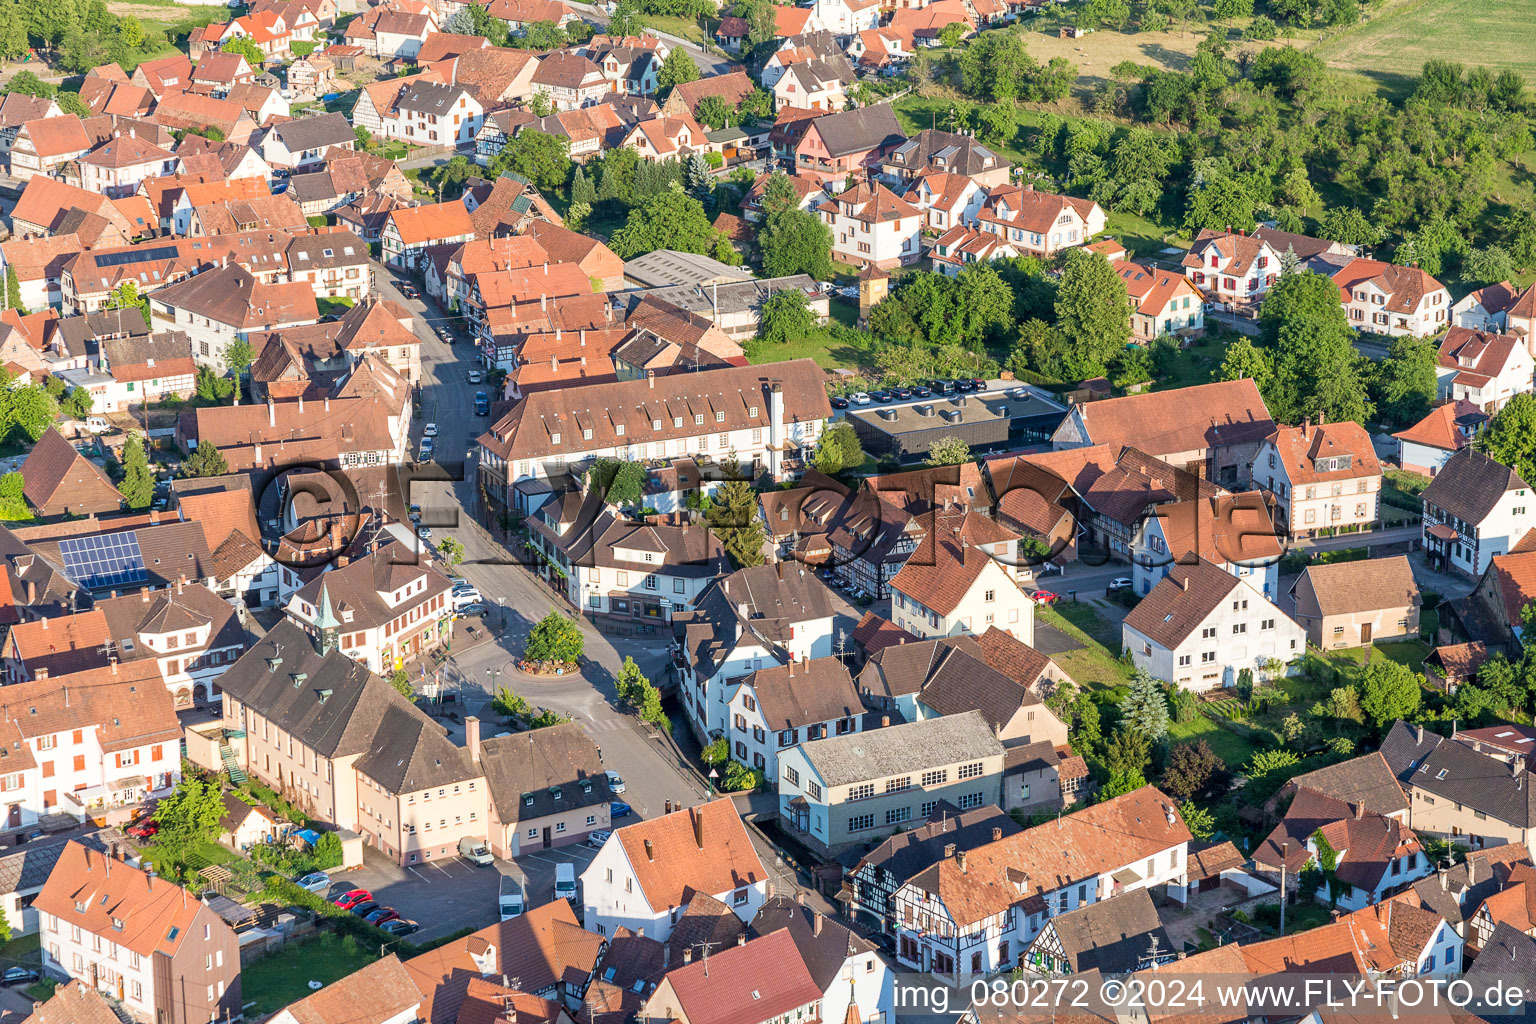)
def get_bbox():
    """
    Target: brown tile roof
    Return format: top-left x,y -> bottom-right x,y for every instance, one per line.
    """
668,70 -> 756,112
1288,751 -> 1408,818
1332,257 -> 1446,315
275,954 -> 421,1024
1066,378 -> 1275,458
153,91 -> 249,136
175,486 -> 262,554
889,508 -> 1021,616
736,657 -> 861,731
1393,399 -> 1487,452
614,798 -> 765,914
1294,554 -> 1418,618
1239,919 -> 1368,975
404,899 -> 603,1024
153,263 -> 318,328
1122,559 -> 1241,649
20,115 -> 90,159
1151,491 -> 1283,567
20,429 -> 120,516
22,981 -> 124,1024
1437,326 -> 1524,390
850,610 -> 917,655
476,721 -> 609,825
817,180 -> 919,225
35,842 -> 211,957
453,978 -> 566,1024
655,928 -> 820,1024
